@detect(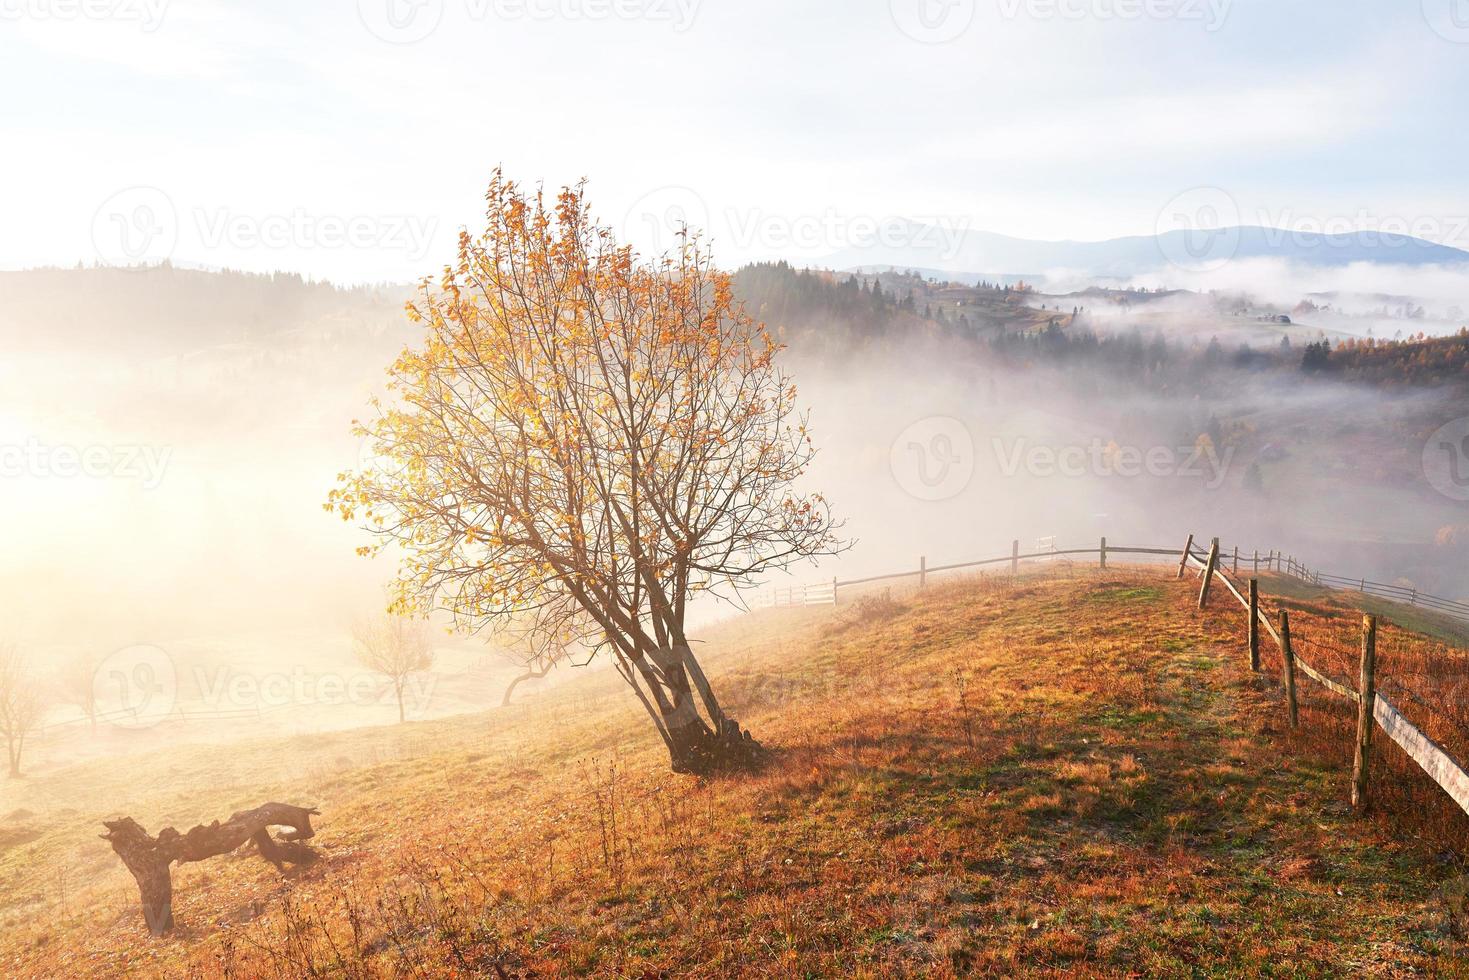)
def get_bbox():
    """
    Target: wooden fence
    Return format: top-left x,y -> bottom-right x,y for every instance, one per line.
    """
765,537 -> 1186,606
1191,542 -> 1469,623
760,534 -> 1469,821
1179,535 -> 1469,817
1275,557 -> 1469,623
759,580 -> 837,609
